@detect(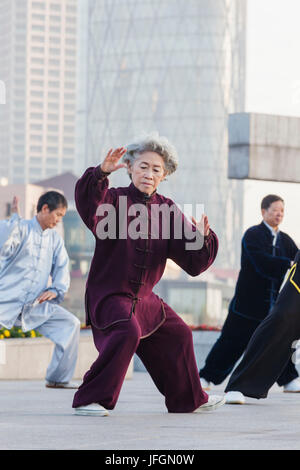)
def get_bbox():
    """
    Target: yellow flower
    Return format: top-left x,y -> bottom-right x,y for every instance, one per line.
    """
0,334 -> 4,339
30,330 -> 36,338
3,330 -> 10,338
